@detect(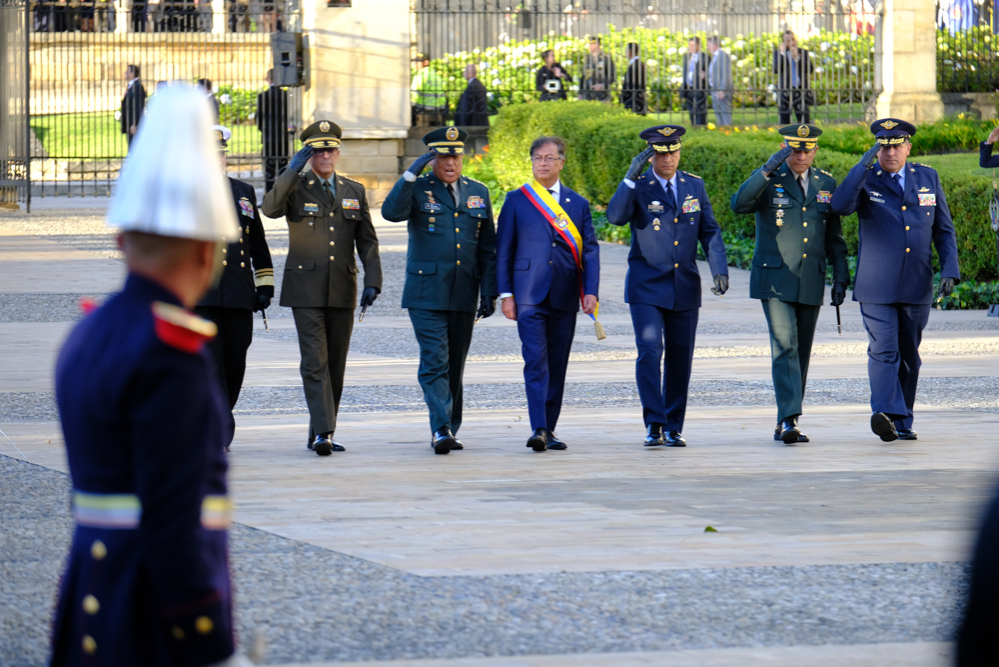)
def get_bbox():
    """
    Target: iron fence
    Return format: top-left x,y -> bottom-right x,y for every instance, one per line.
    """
1,0 -> 30,209
412,1 -> 883,126
936,0 -> 999,92
29,7 -> 302,197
